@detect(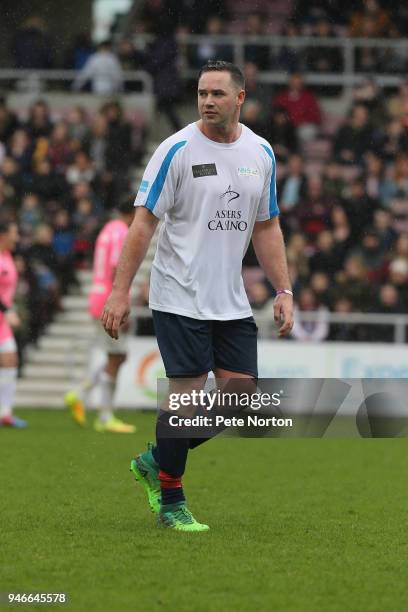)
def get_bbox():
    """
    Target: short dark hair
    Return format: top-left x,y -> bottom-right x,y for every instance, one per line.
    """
198,60 -> 245,90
